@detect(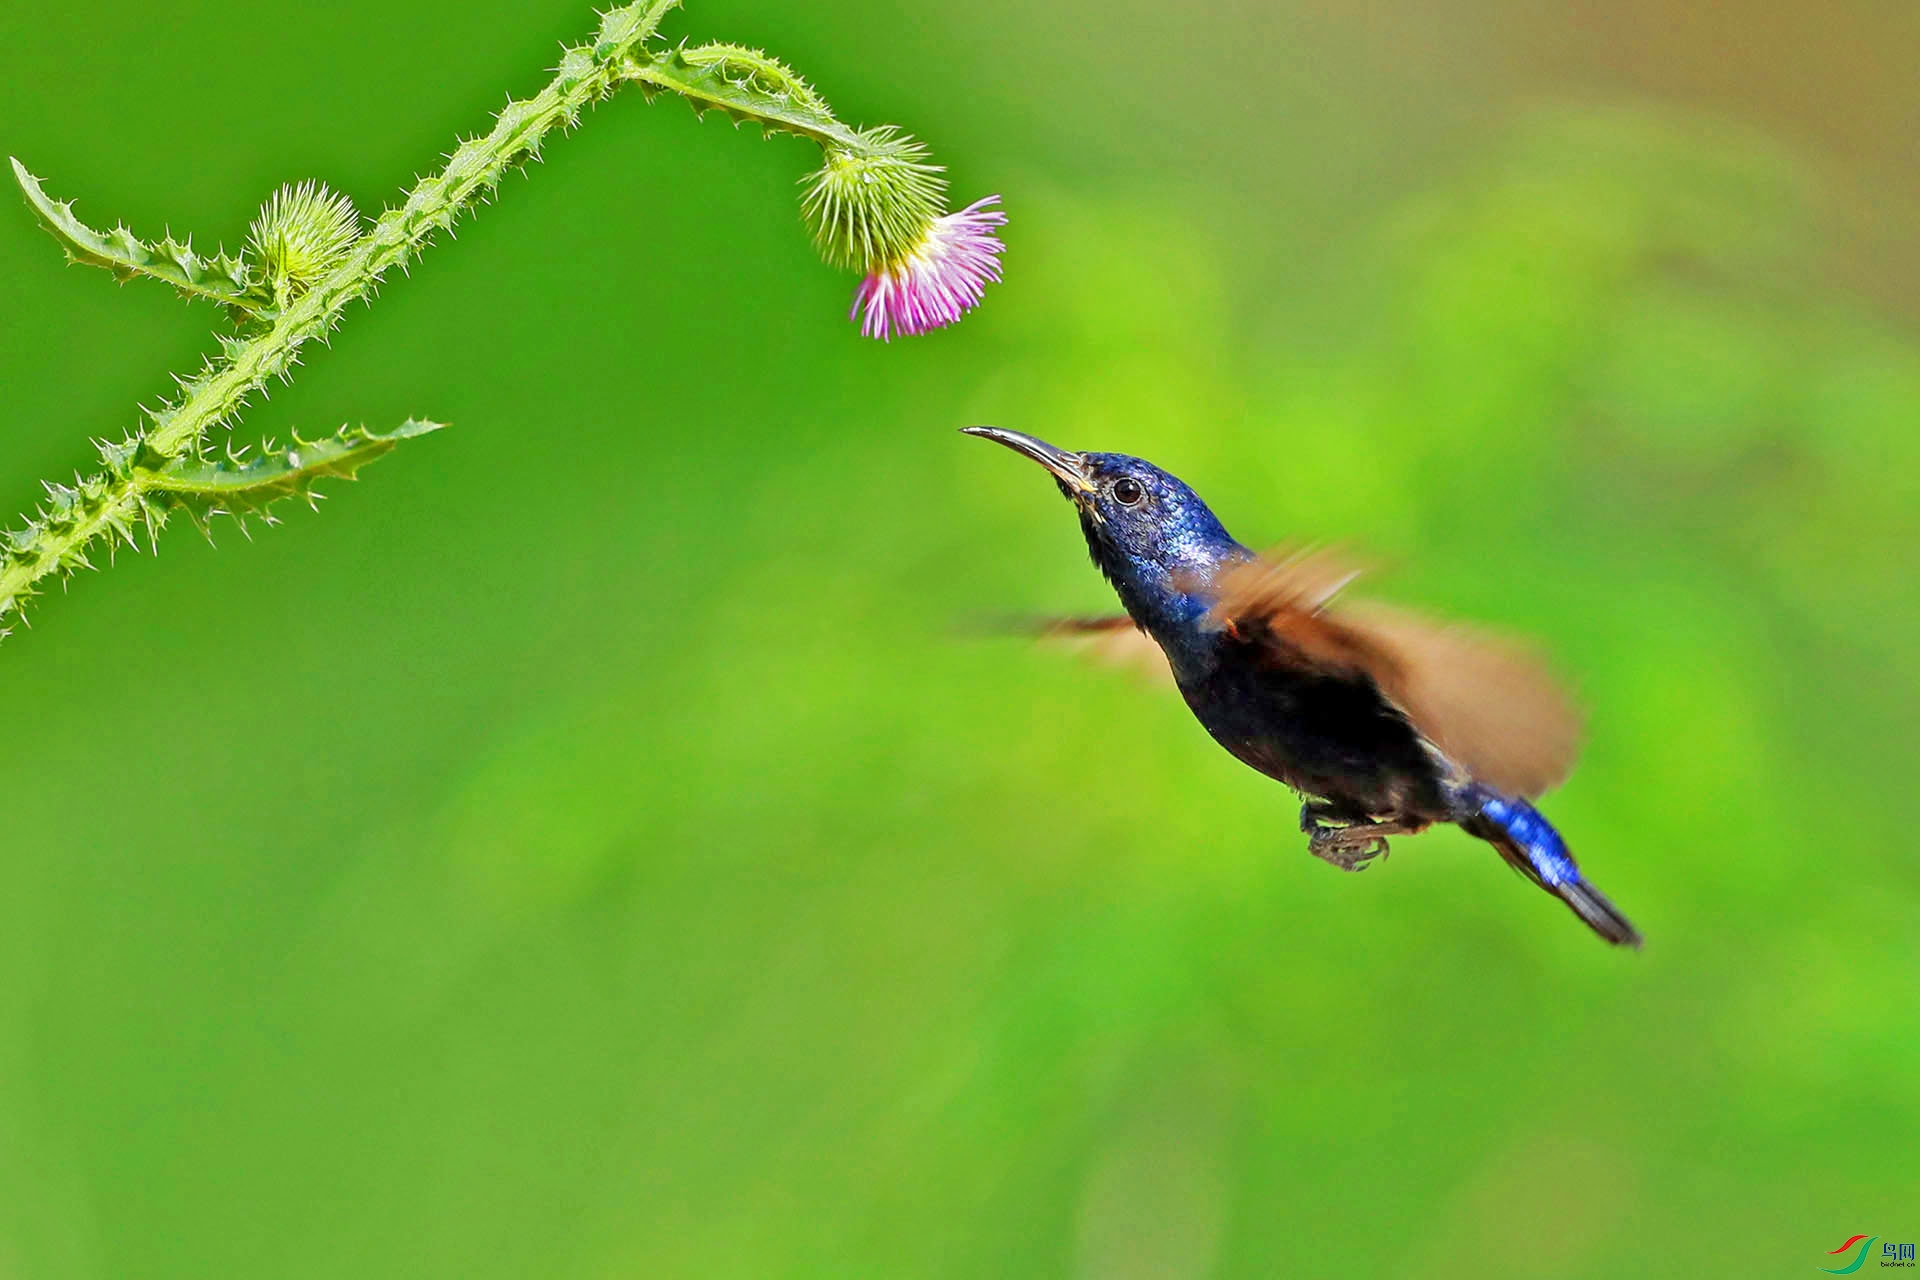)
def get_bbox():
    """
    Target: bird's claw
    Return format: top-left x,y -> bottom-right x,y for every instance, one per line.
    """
1307,827 -> 1392,872
1301,802 -> 1400,871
